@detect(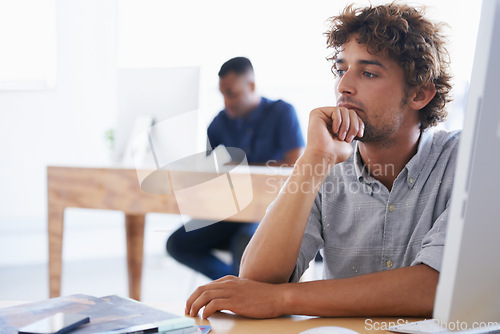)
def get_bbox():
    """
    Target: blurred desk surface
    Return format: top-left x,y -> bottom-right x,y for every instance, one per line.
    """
0,300 -> 416,333
47,165 -> 291,301
200,312 -> 418,334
